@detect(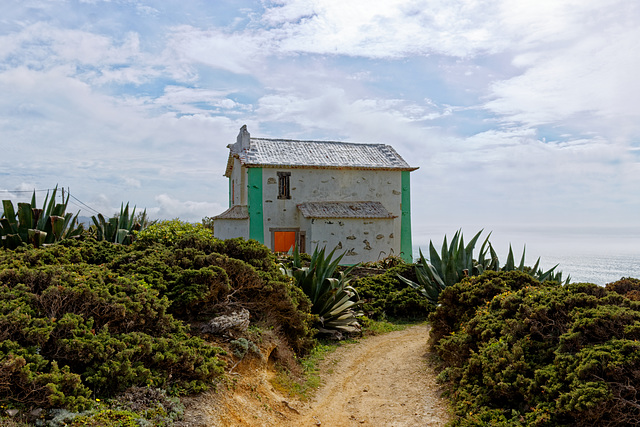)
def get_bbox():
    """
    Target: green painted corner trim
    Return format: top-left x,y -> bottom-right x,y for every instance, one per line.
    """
247,167 -> 264,243
400,171 -> 413,263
